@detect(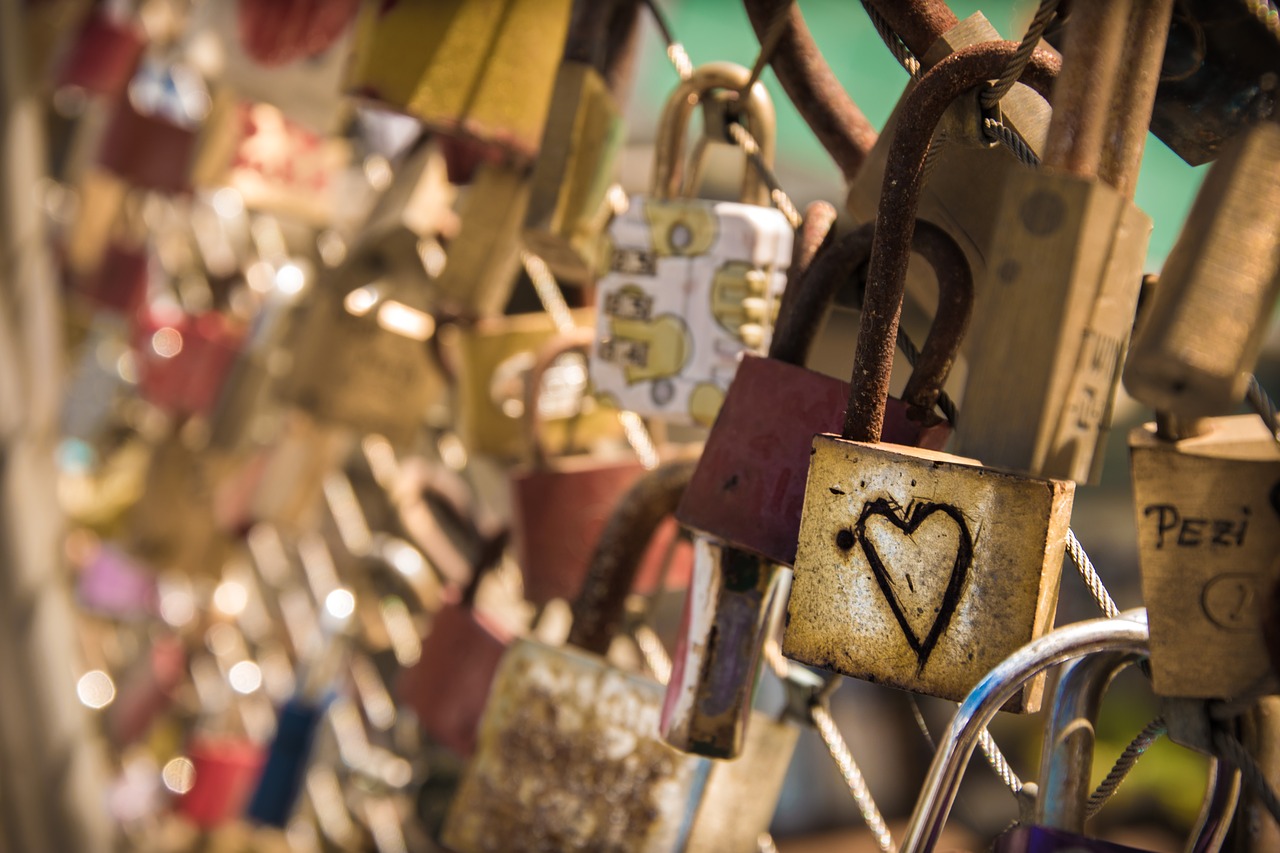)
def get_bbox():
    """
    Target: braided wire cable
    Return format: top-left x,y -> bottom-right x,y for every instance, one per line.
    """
894,326 -> 960,425
981,0 -> 1060,109
1086,717 -> 1168,818
727,121 -> 803,228
811,701 -> 897,853
1066,530 -> 1121,618
978,727 -> 1025,793
1213,726 -> 1280,826
860,0 -> 921,78
1247,373 -> 1280,446
640,0 -> 693,79
983,116 -> 1042,167
742,0 -> 793,96
631,622 -> 673,684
